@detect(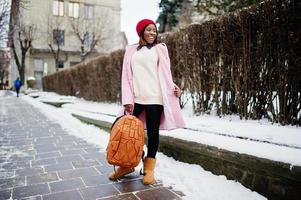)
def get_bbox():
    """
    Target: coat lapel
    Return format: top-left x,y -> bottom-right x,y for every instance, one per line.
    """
121,43 -> 185,130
